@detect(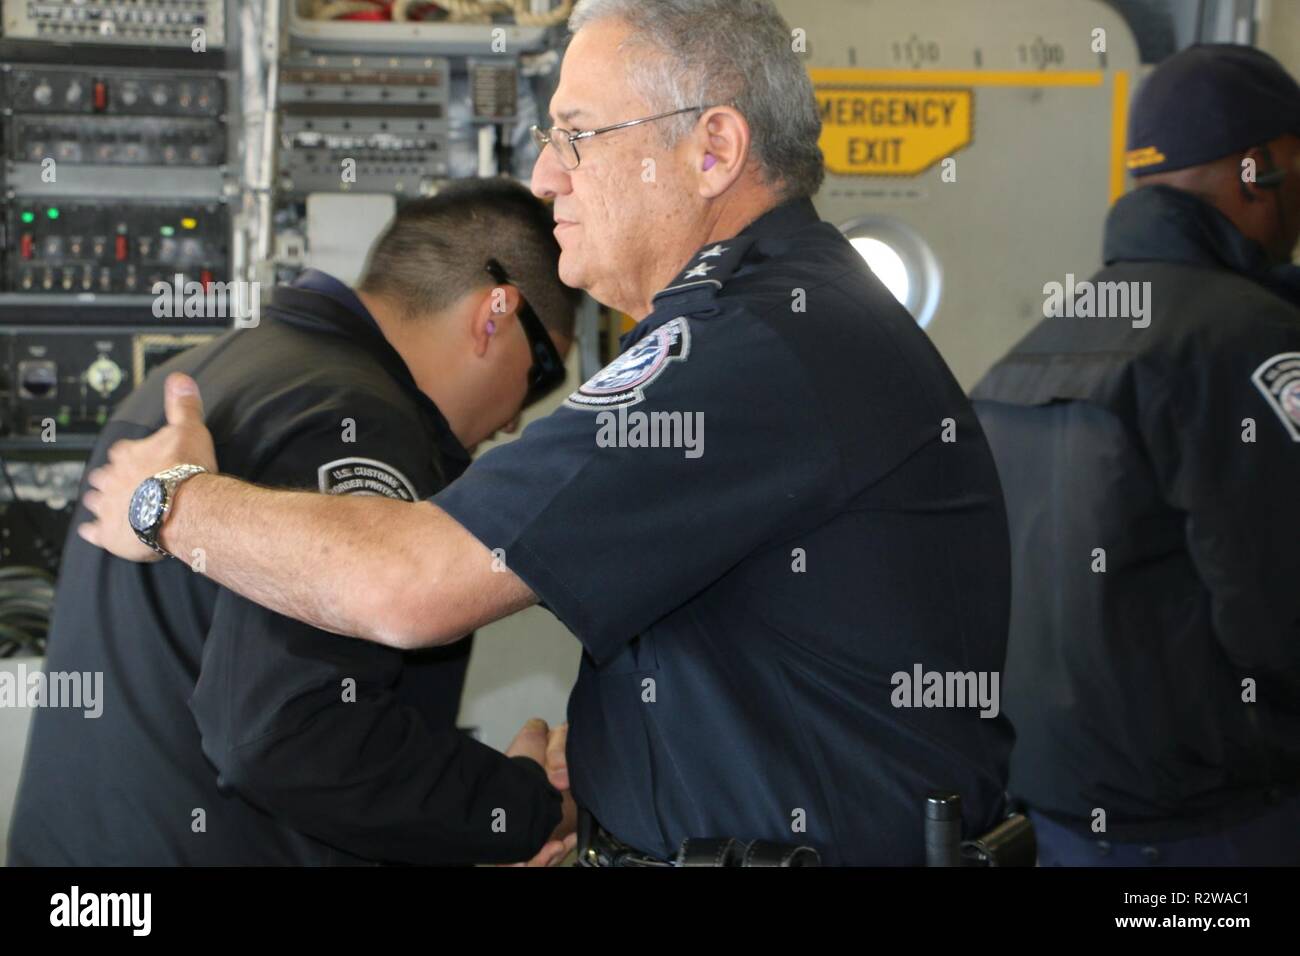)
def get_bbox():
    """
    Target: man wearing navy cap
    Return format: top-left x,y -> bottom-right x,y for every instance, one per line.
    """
973,44 -> 1300,865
